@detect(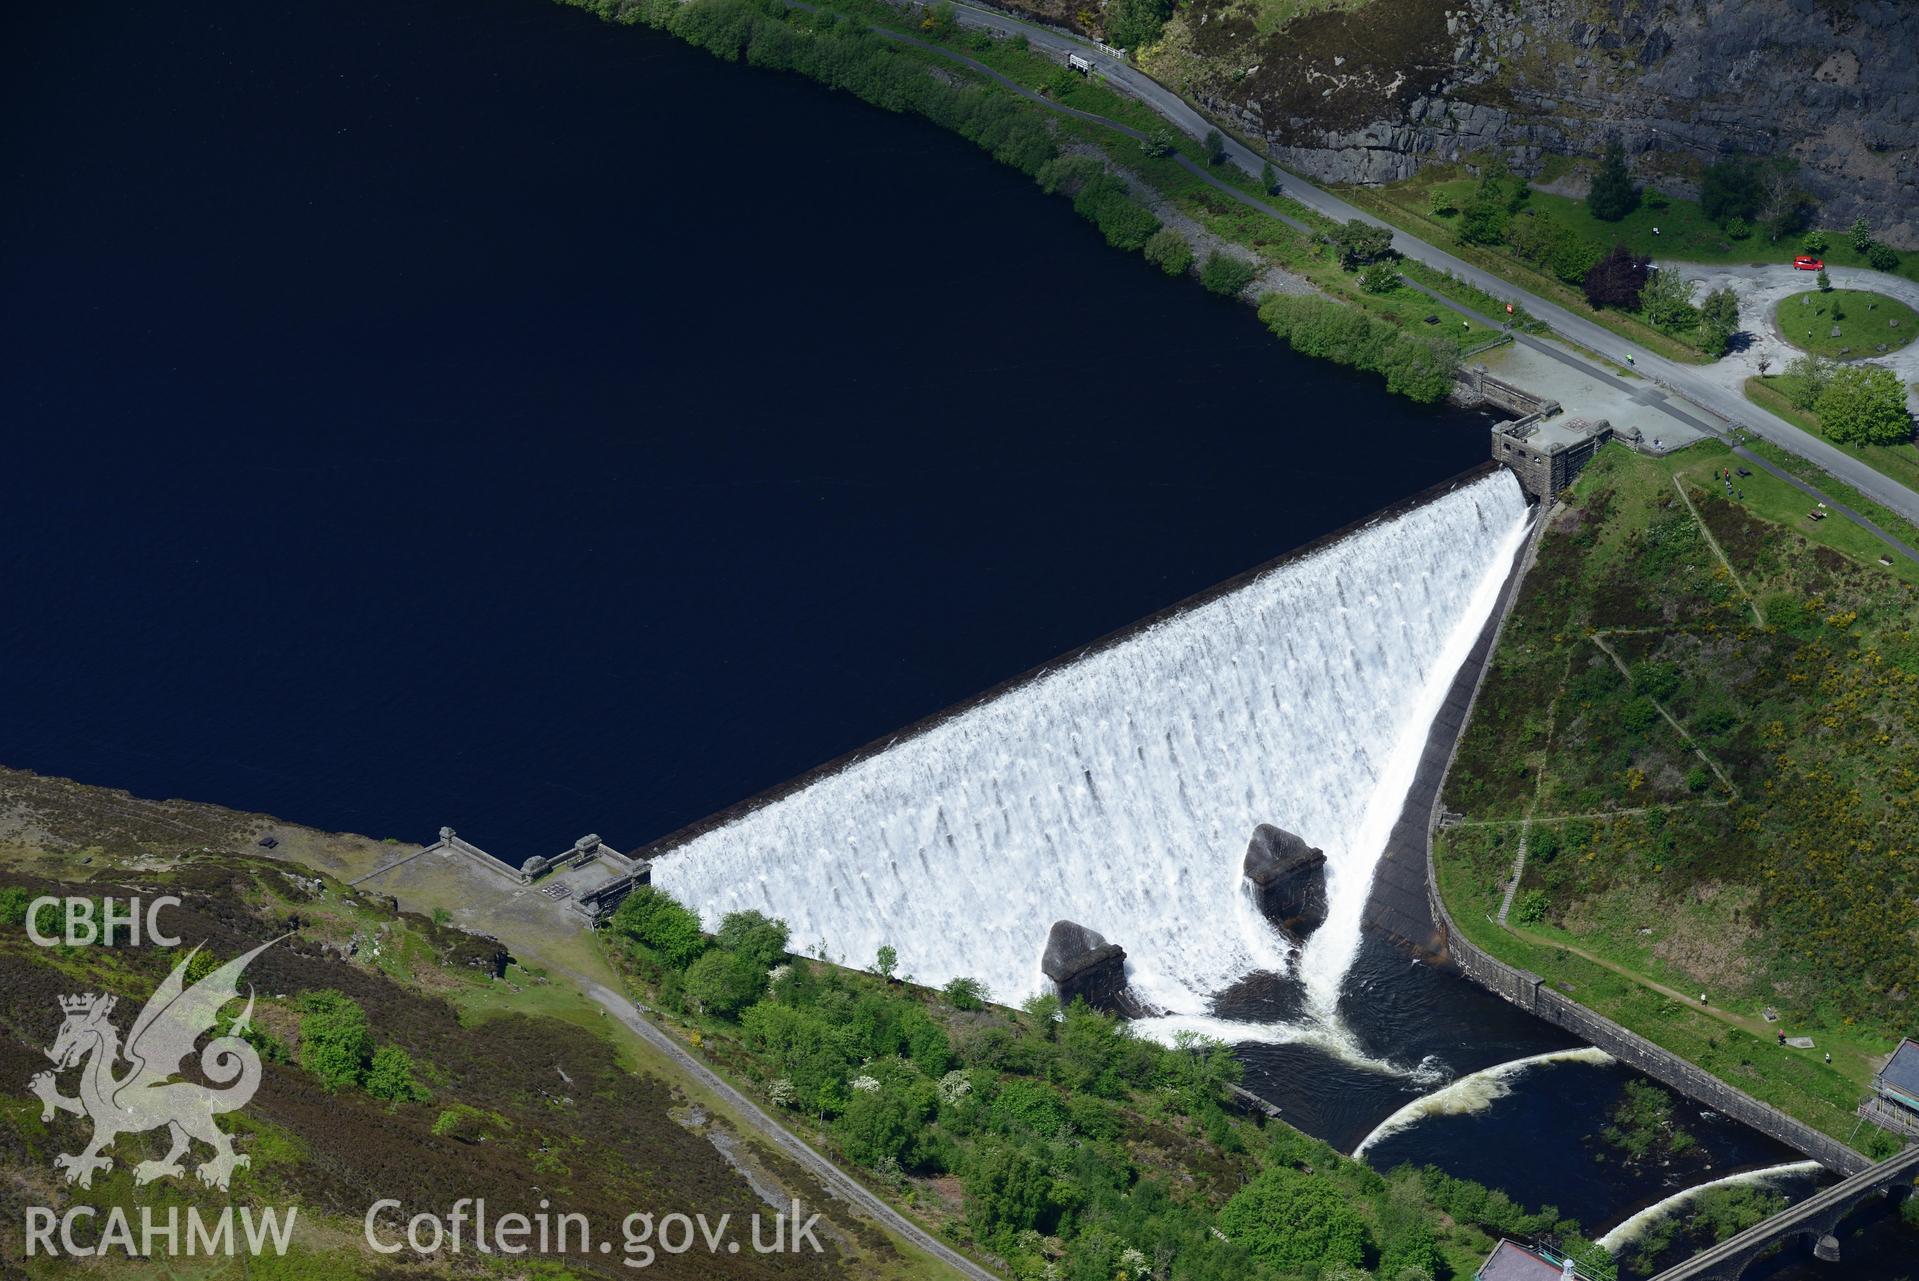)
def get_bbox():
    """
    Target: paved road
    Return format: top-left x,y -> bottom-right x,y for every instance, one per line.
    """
552,962 -> 1000,1281
1667,260 -> 1919,416
913,0 -> 1919,526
